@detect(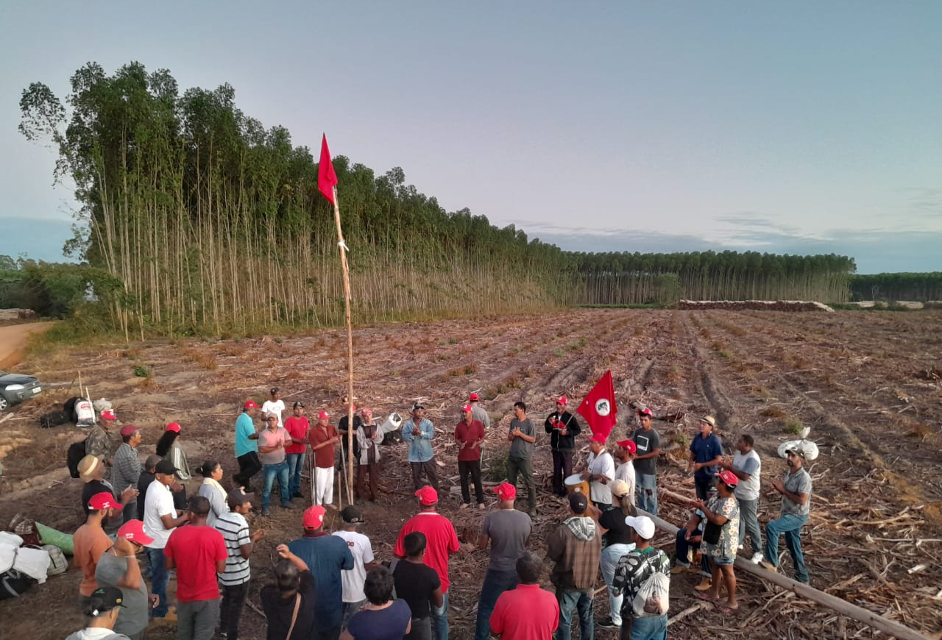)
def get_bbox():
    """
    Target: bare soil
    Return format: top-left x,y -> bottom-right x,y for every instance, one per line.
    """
0,321 -> 55,369
1,310 -> 941,639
